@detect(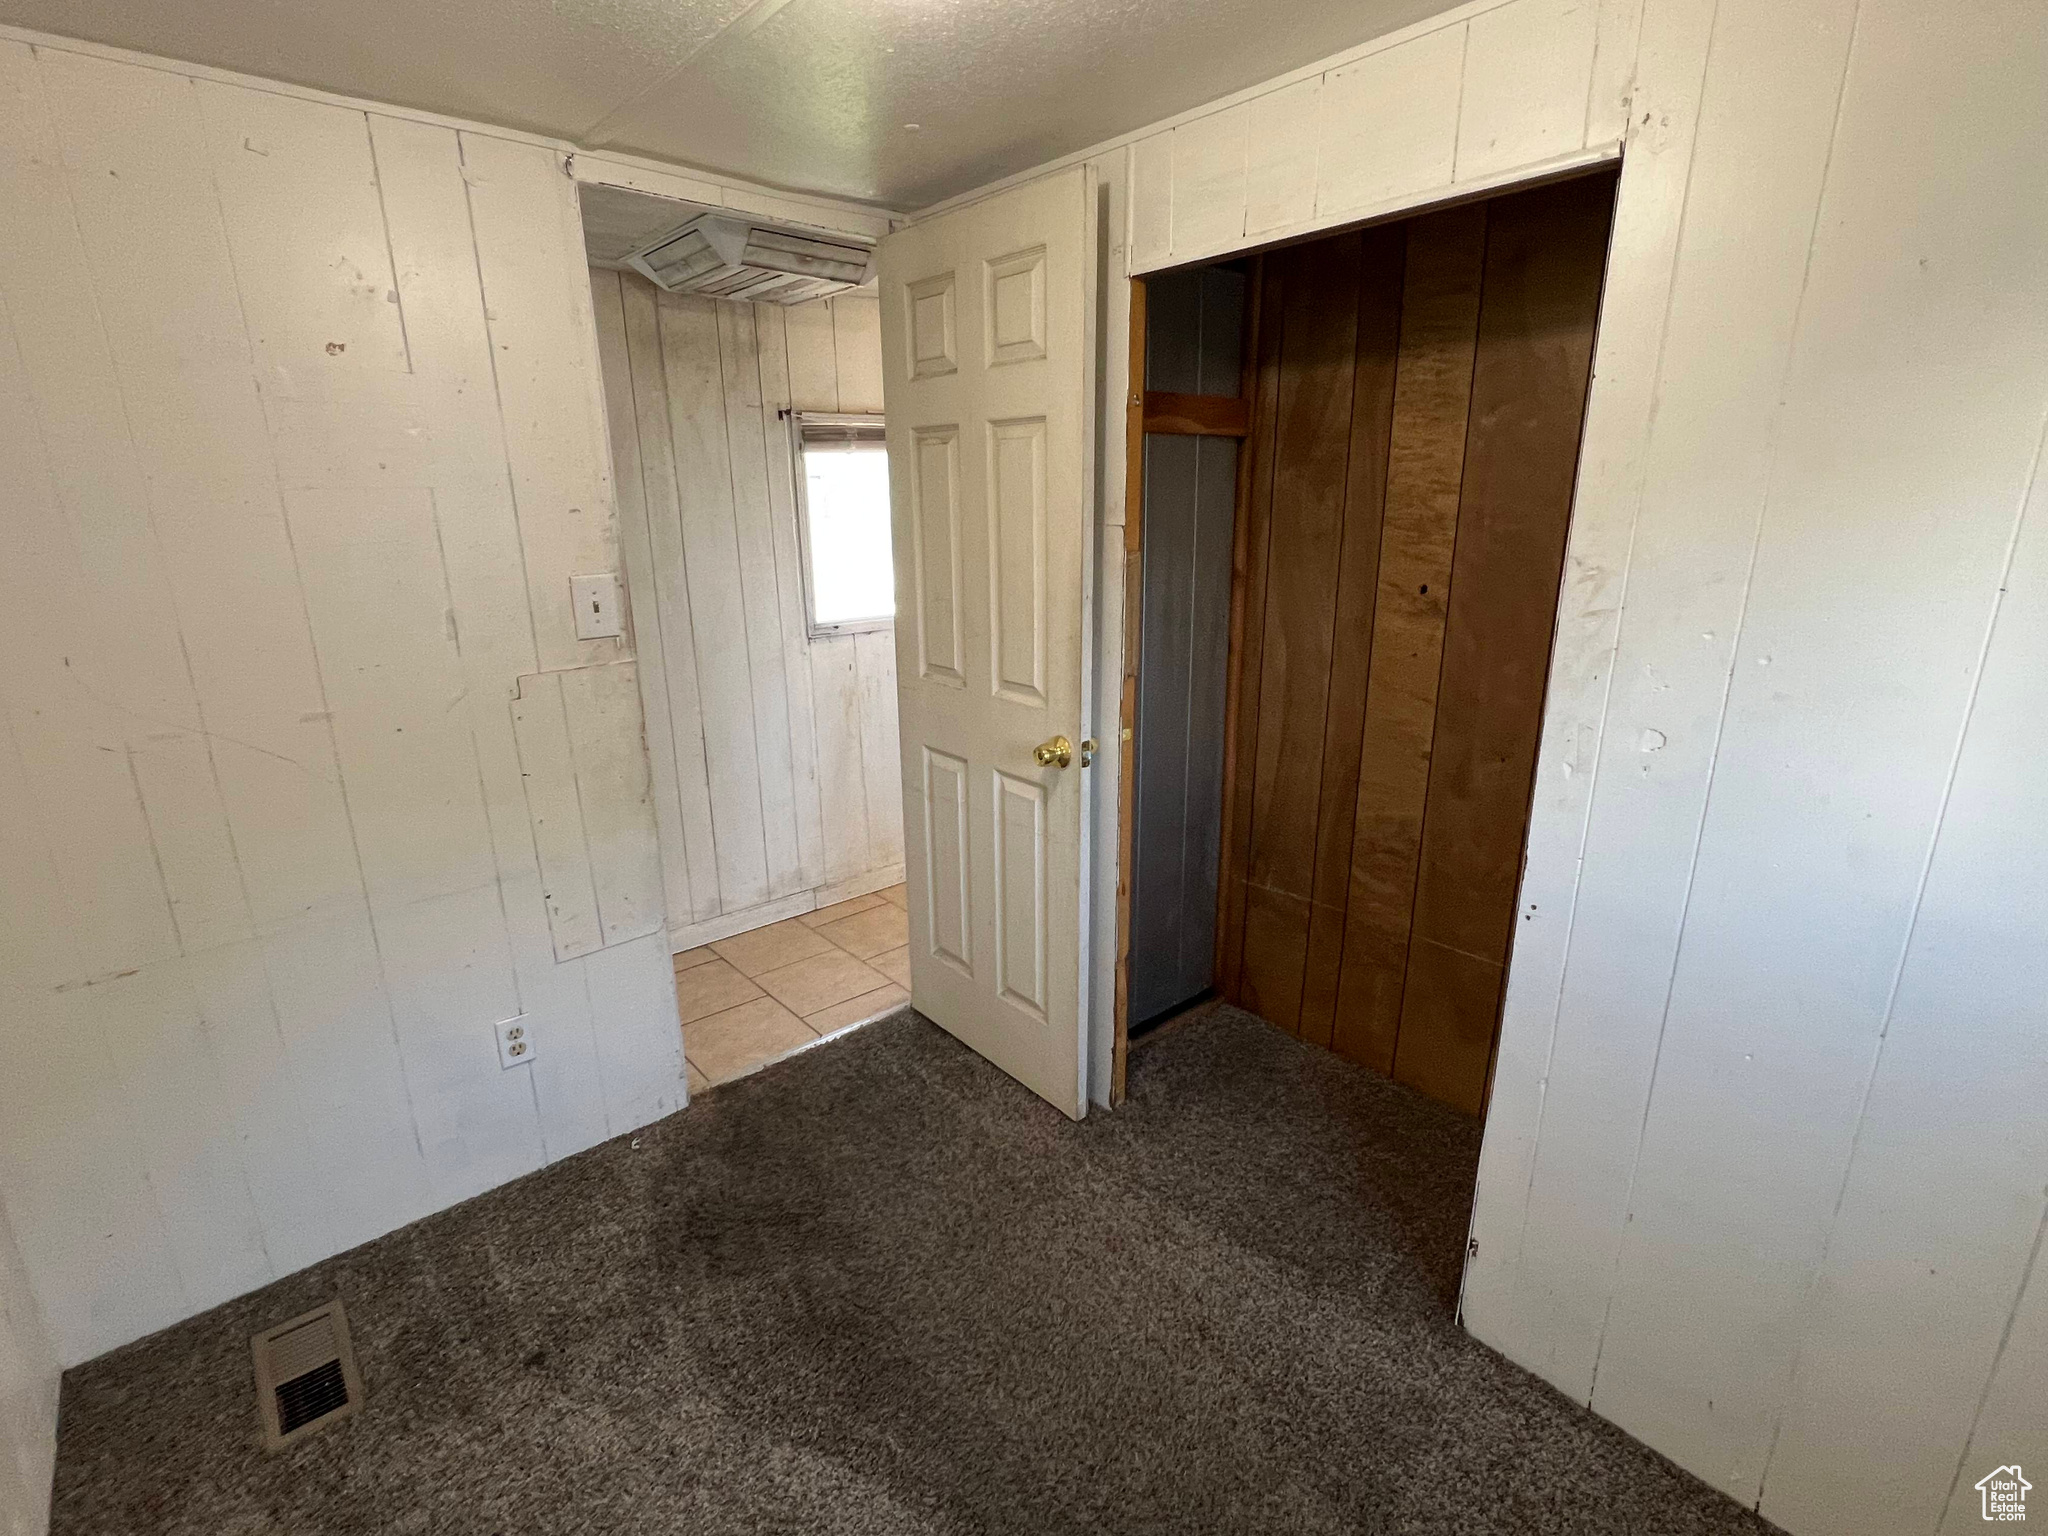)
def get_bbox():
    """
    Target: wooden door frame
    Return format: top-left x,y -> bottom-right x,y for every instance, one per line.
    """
1111,276 -> 1144,1104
